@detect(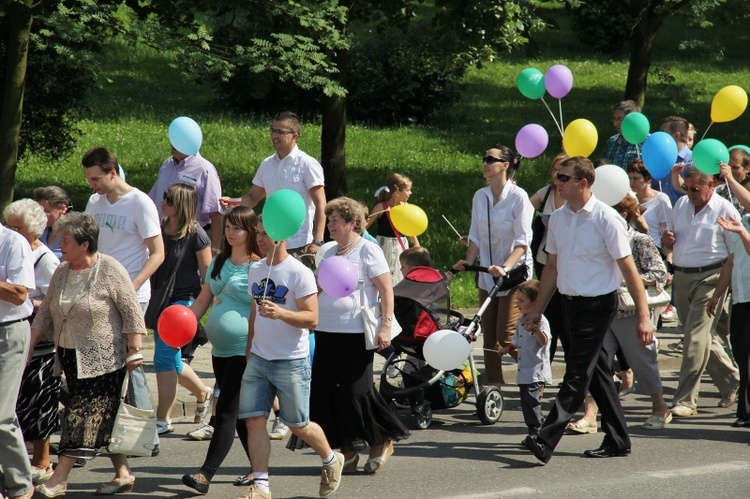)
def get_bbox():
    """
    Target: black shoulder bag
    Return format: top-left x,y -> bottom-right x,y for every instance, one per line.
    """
530,186 -> 552,260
